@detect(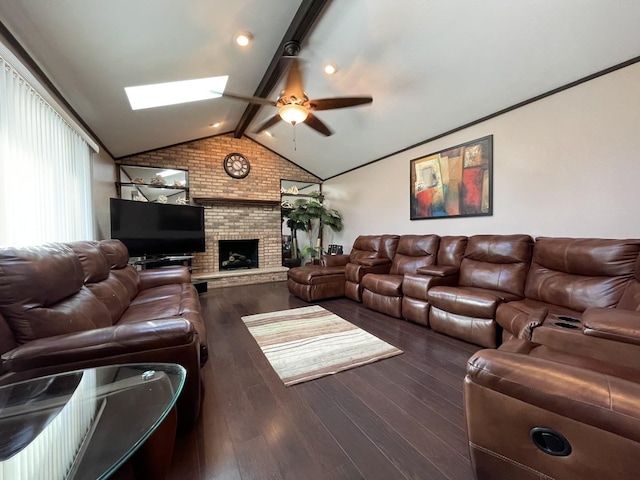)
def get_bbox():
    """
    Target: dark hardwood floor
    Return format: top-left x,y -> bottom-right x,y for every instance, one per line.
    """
168,282 -> 481,480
